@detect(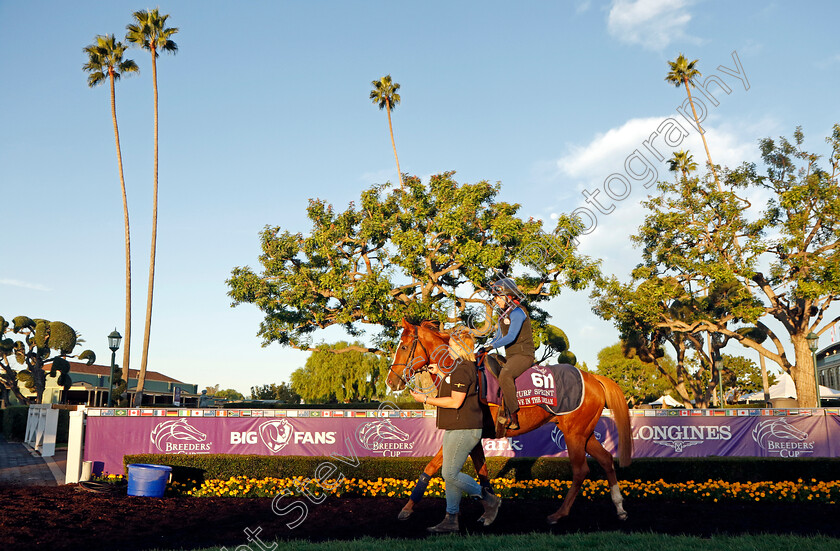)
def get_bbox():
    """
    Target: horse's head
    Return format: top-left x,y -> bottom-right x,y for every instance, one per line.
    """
387,319 -> 475,391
